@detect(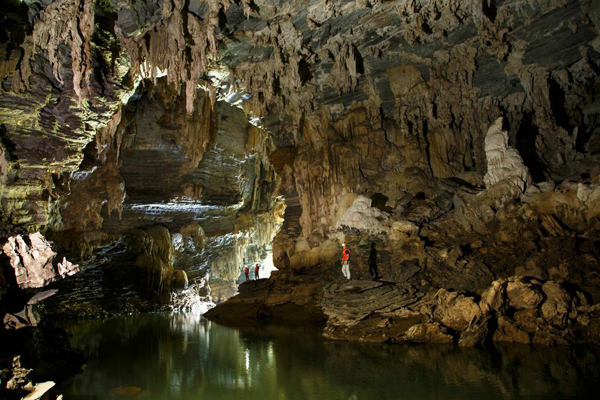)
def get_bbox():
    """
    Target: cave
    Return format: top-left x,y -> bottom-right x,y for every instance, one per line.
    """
1,0 -> 600,398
